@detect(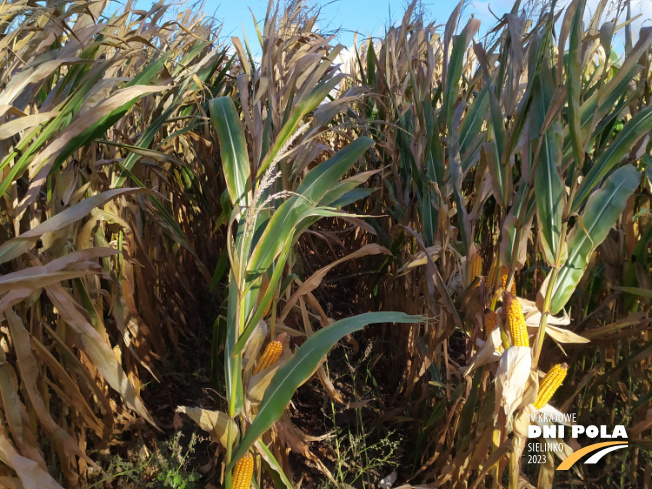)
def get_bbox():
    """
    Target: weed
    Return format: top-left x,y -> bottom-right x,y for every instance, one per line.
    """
319,344 -> 402,489
87,433 -> 201,489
